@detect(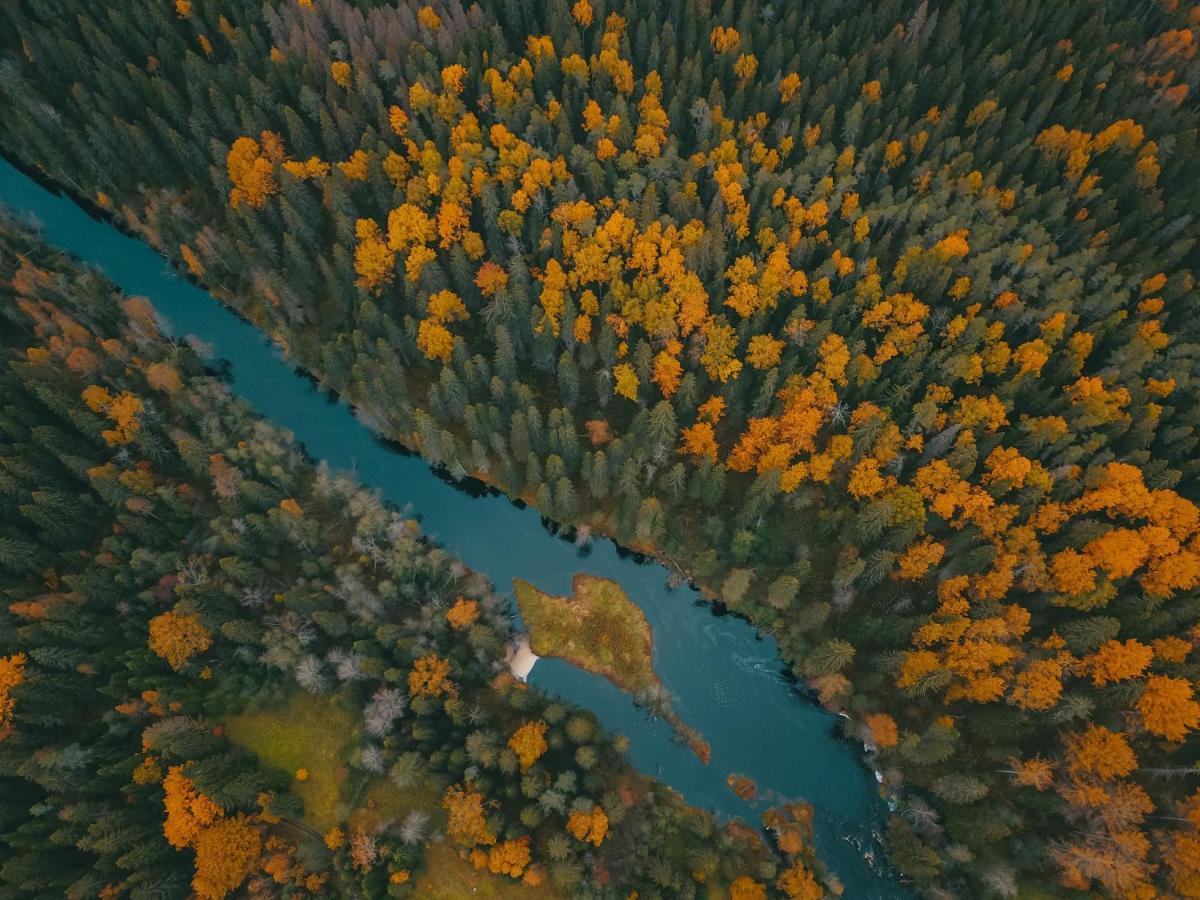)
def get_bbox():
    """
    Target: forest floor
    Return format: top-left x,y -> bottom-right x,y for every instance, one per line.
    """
346,776 -> 442,835
513,574 -> 711,763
